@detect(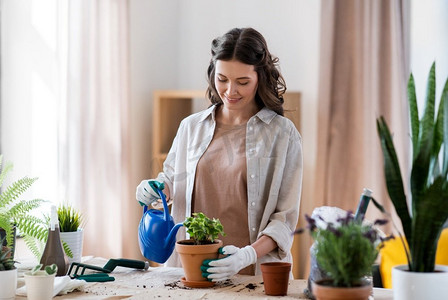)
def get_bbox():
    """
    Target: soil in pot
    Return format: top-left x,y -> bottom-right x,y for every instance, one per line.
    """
175,239 -> 222,288
261,262 -> 291,296
311,279 -> 372,300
